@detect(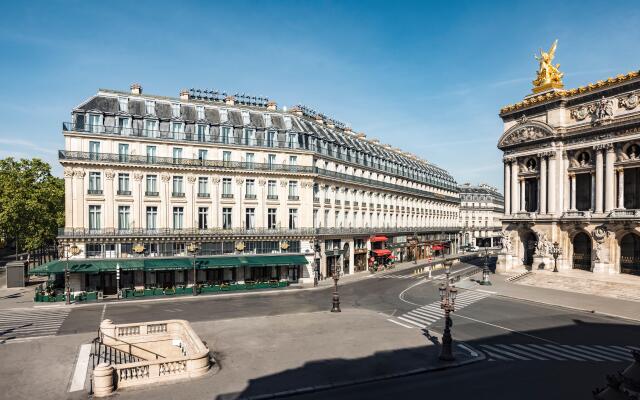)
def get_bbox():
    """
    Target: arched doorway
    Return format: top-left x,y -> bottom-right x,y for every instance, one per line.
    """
620,234 -> 640,276
522,231 -> 536,268
572,232 -> 592,271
